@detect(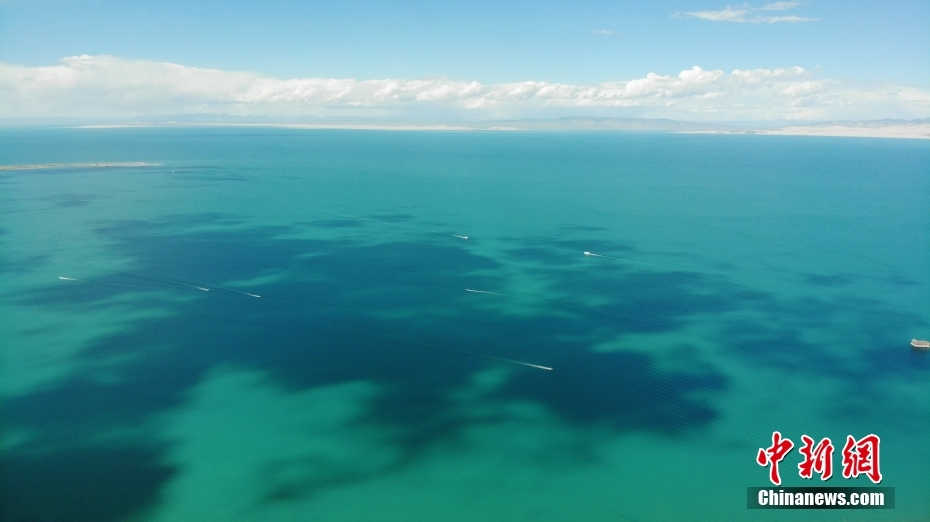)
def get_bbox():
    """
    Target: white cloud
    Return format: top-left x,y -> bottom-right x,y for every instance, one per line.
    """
780,80 -> 823,96
731,66 -> 807,85
0,55 -> 928,122
592,28 -> 615,37
759,1 -> 801,11
684,2 -> 817,23
761,15 -> 817,23
685,7 -> 750,22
